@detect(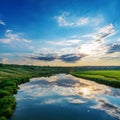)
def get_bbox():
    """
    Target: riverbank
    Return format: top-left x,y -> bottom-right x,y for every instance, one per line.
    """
71,70 -> 120,88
